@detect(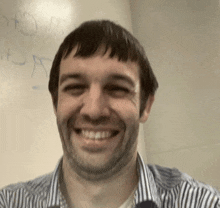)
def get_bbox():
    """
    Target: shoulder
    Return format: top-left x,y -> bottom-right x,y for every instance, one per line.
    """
147,164 -> 220,207
147,164 -> 182,189
147,163 -> 219,192
0,172 -> 53,206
